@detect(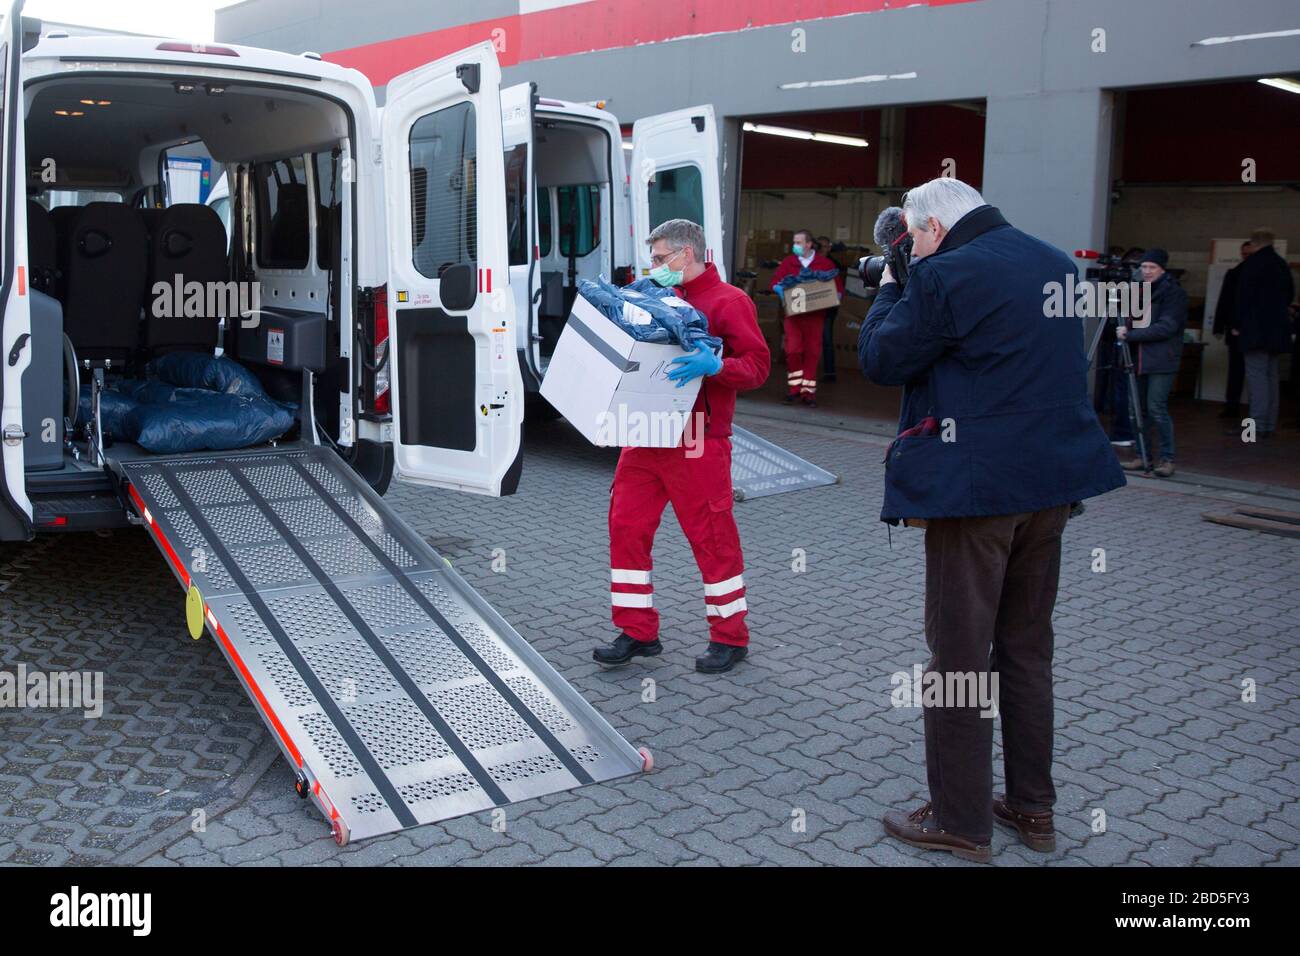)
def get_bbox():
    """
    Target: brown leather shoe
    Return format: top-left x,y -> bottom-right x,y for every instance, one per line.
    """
993,793 -> 1056,852
882,802 -> 992,863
